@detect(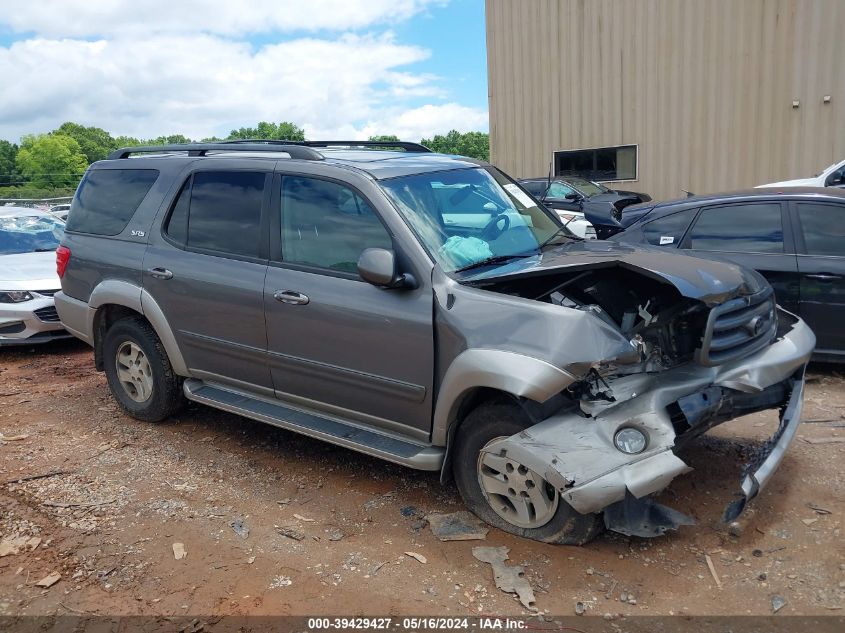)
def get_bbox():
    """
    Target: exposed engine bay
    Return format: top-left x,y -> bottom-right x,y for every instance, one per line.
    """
440,255 -> 814,538
472,265 -> 710,378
